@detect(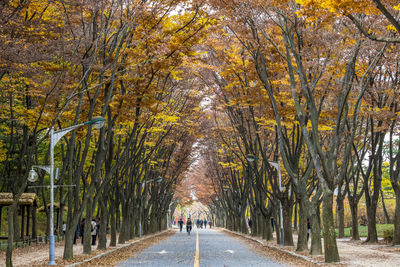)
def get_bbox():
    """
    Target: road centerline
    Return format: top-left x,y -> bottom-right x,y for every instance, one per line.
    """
194,229 -> 199,267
